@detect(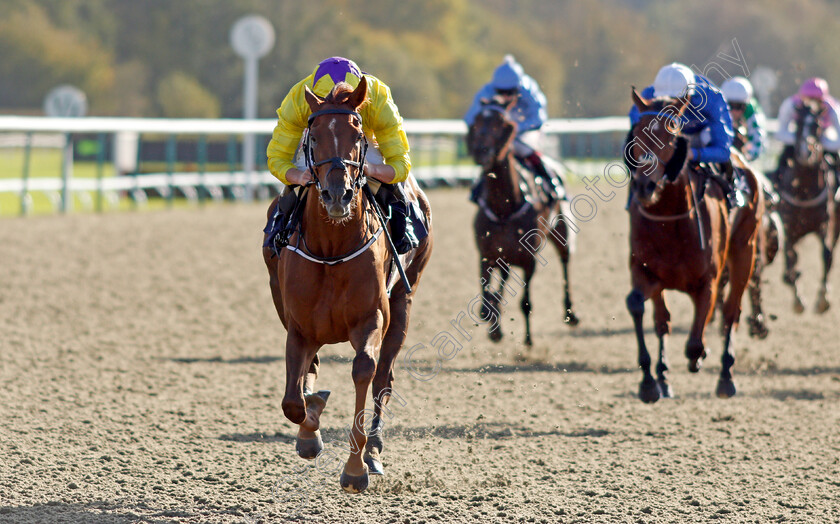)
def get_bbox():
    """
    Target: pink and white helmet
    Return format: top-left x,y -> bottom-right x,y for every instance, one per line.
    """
799,77 -> 829,100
